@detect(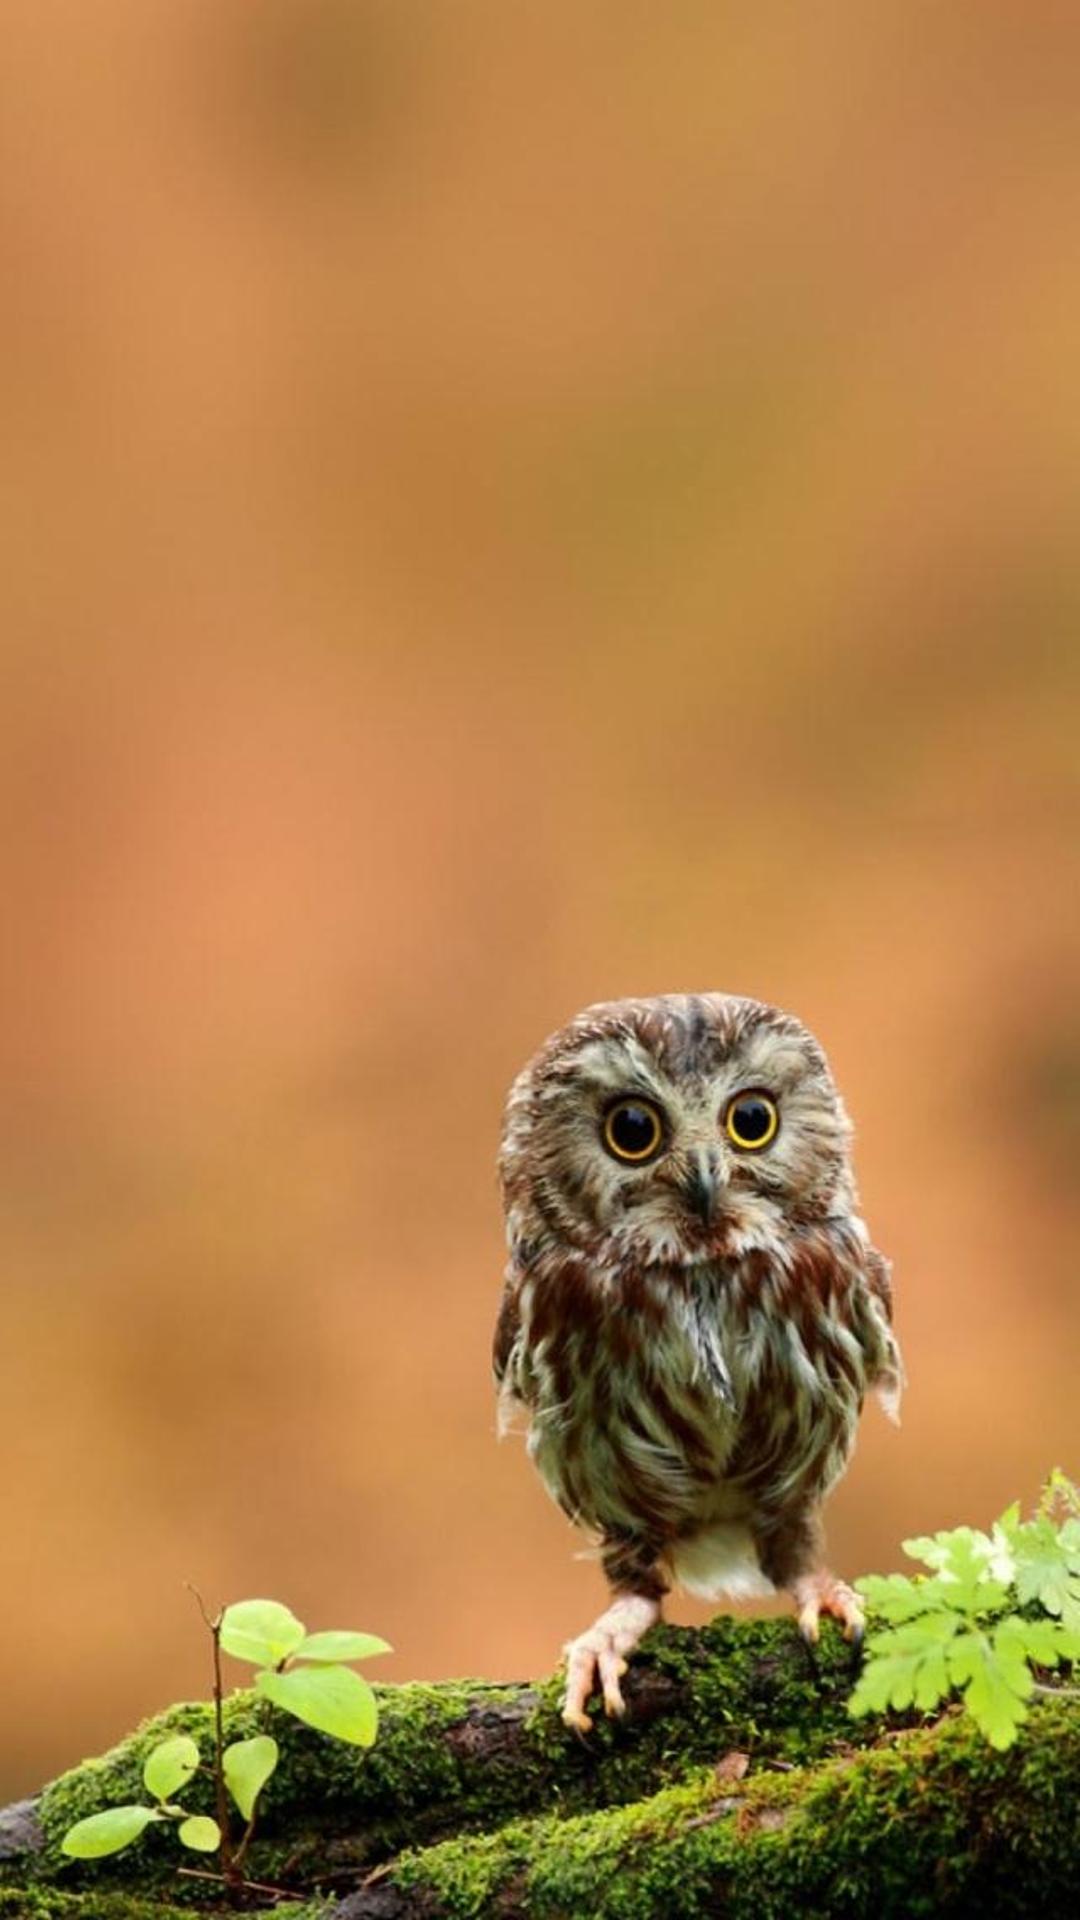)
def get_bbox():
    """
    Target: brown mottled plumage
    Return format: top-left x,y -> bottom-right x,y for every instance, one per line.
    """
495,993 -> 902,1729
